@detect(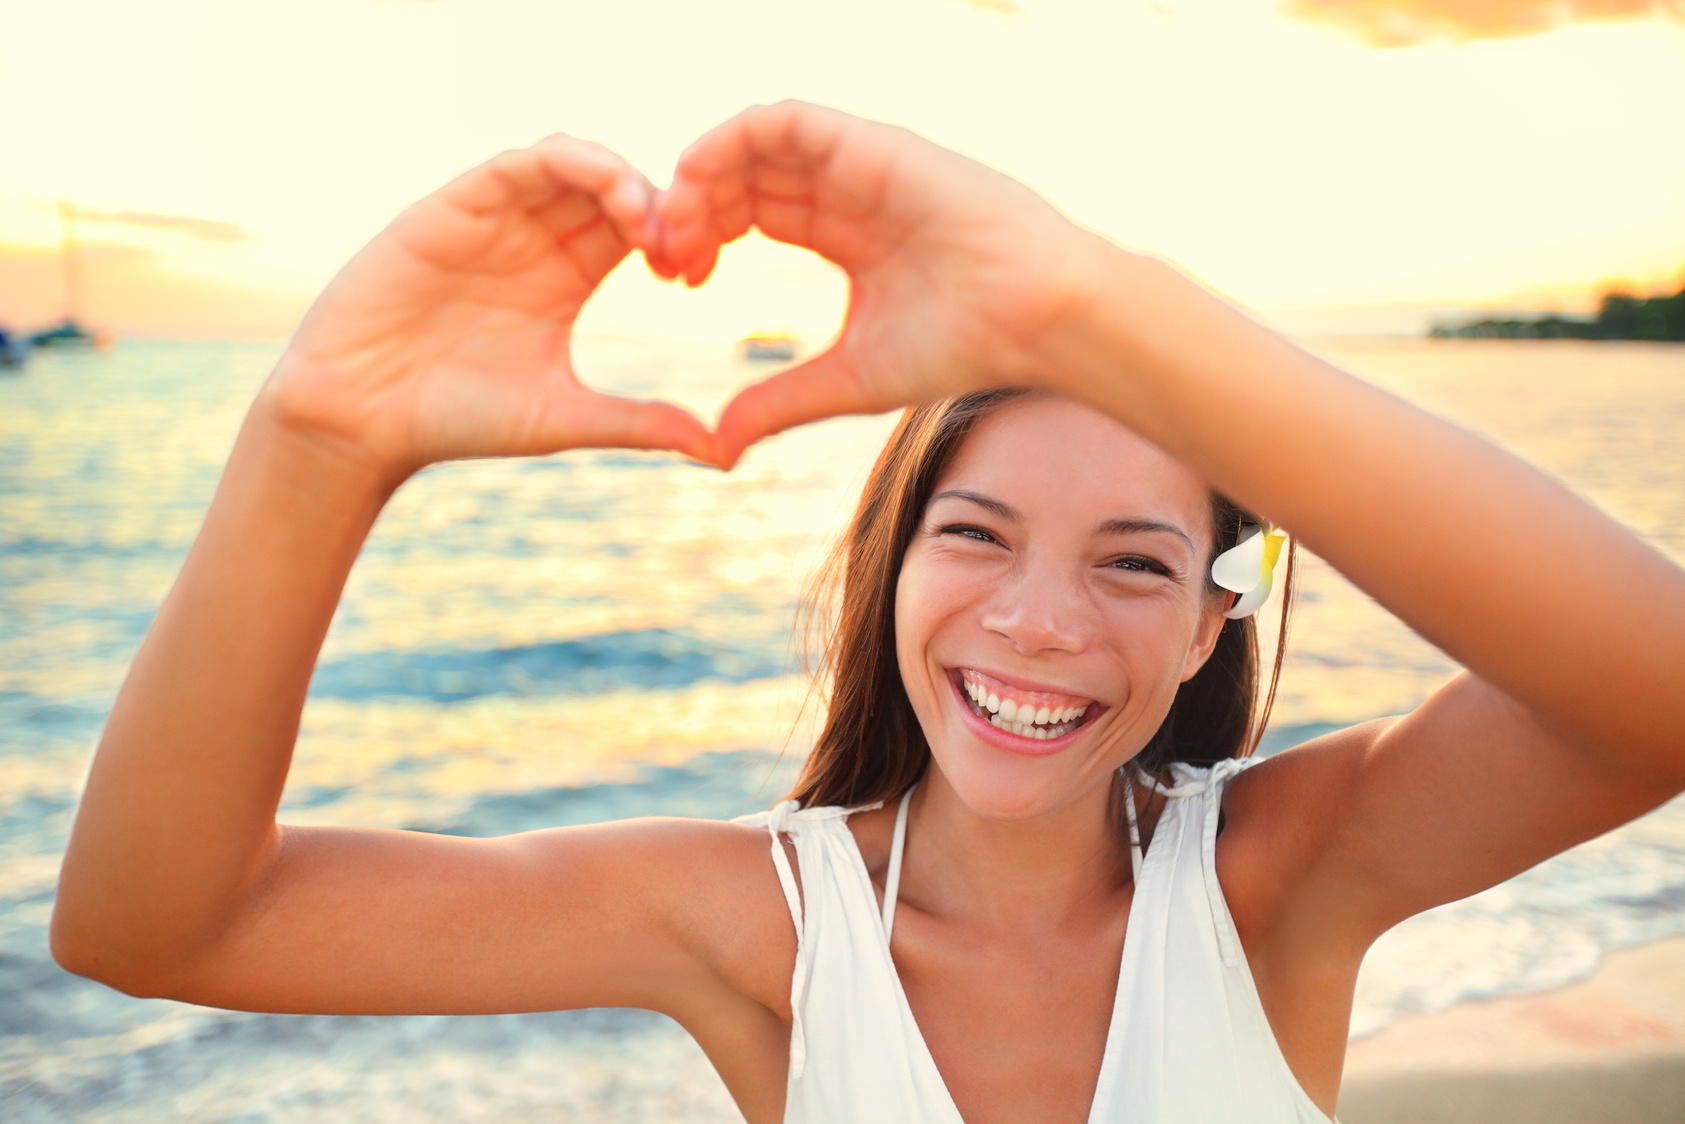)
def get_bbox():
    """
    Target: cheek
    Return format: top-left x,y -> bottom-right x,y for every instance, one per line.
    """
1092,593 -> 1207,689
893,554 -> 945,694
894,548 -> 985,702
